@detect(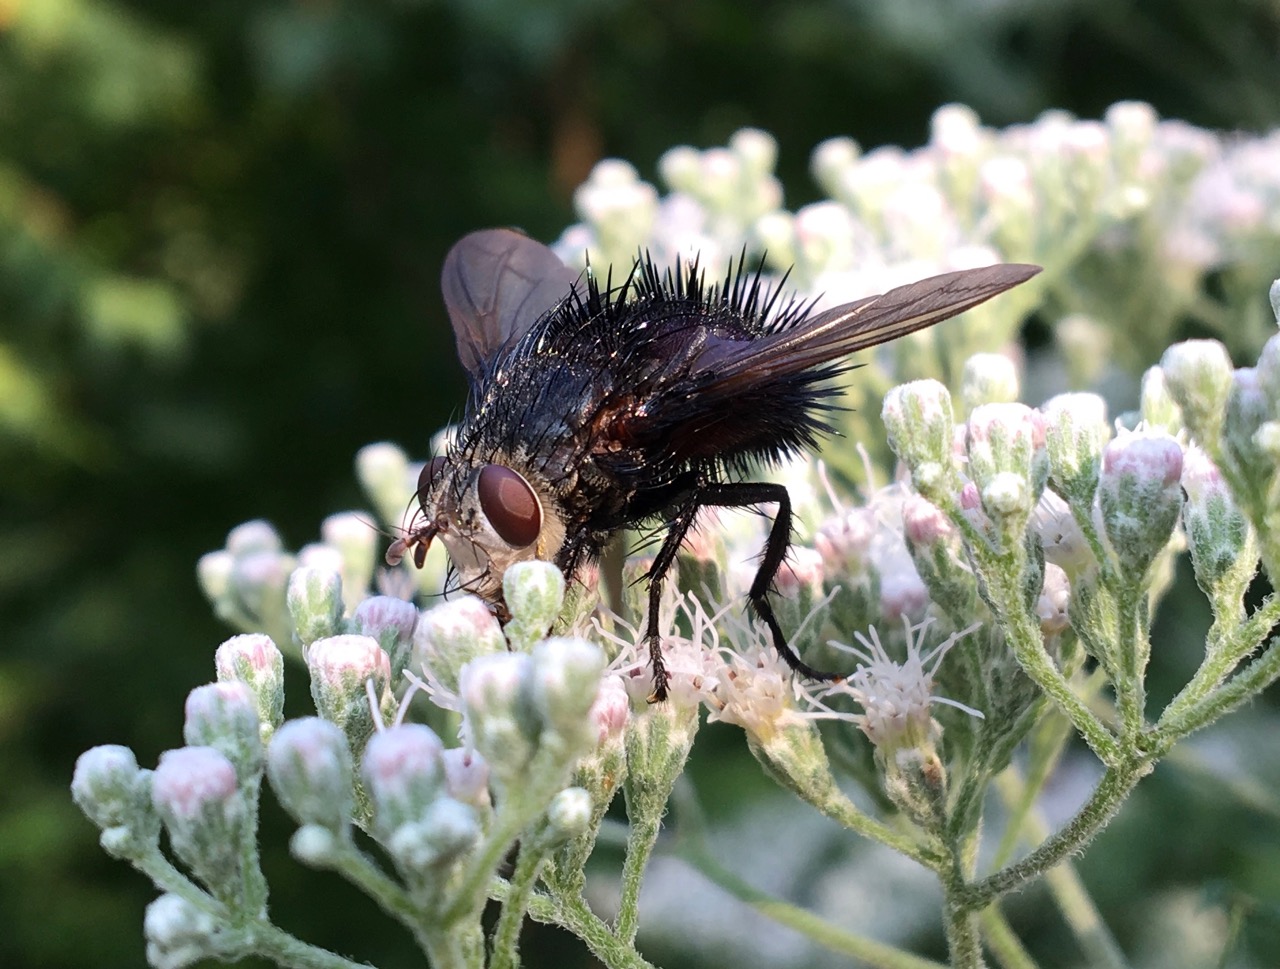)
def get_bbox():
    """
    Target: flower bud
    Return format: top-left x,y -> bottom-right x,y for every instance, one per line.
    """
503,561 -> 566,651
531,637 -> 607,749
882,380 -> 957,499
1098,432 -> 1184,582
1270,278 -> 1280,324
1140,366 -> 1181,433
966,403 -> 1048,500
356,442 -> 412,529
459,653 -> 540,782
814,506 -> 874,575
321,512 -> 378,608
544,787 -> 593,845
227,520 -> 283,556
903,494 -> 975,619
266,717 -> 355,832
1042,393 -> 1108,505
1160,340 -> 1233,444
350,595 -> 419,677
1181,446 -> 1256,595
196,551 -> 233,606
1031,491 -> 1095,577
72,745 -> 159,857
413,595 -> 506,696
214,634 -> 284,739
151,747 -> 245,893
287,566 -> 345,646
144,893 -> 238,969
290,824 -> 341,867
385,799 -> 480,873
1222,368 -> 1276,496
442,747 -> 491,811
1256,332 -> 1280,413
960,353 -> 1019,413
184,682 -> 264,781
362,724 -> 446,840
1037,564 -> 1071,636
305,635 -> 390,756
